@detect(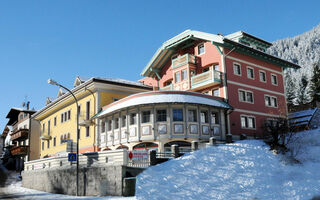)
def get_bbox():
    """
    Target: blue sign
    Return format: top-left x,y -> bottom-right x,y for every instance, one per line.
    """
68,153 -> 77,162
